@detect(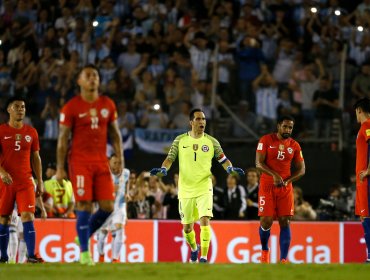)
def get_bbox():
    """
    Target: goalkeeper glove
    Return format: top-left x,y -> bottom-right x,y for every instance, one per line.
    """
227,166 -> 245,177
149,167 -> 167,177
